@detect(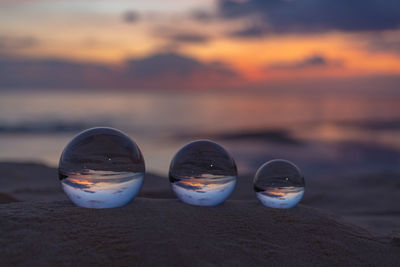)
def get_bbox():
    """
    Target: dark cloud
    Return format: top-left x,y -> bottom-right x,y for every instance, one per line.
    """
219,0 -> 400,35
366,36 -> 400,55
0,57 -> 114,88
229,25 -> 268,38
0,35 -> 38,49
155,27 -> 212,44
0,52 -> 239,90
267,55 -> 342,70
123,10 -> 140,23
190,9 -> 214,22
126,53 -> 204,76
124,52 -> 237,83
169,33 -> 210,44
